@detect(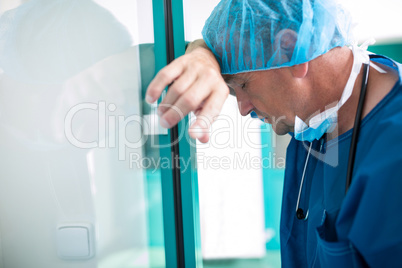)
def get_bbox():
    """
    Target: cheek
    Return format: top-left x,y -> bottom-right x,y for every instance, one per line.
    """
252,96 -> 278,116
249,88 -> 273,111
249,76 -> 288,115
251,98 -> 270,114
